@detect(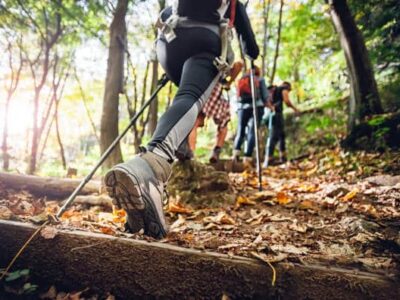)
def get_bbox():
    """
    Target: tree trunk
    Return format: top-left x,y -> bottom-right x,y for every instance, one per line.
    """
99,0 -> 128,169
148,58 -> 159,136
261,0 -> 271,77
28,89 -> 41,174
147,0 -> 166,136
55,101 -> 67,170
269,0 -> 284,86
328,0 -> 382,132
